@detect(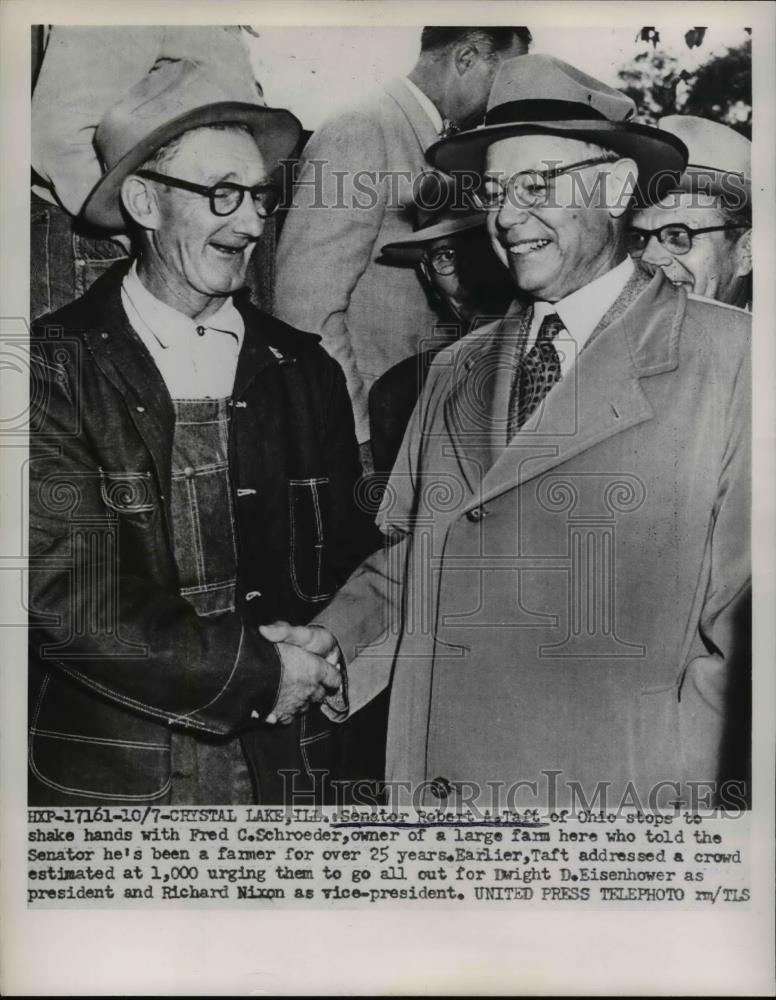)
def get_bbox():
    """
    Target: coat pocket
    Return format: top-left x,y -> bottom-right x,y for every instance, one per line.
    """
28,674 -> 171,804
99,468 -> 156,514
288,477 -> 335,603
29,728 -> 170,802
